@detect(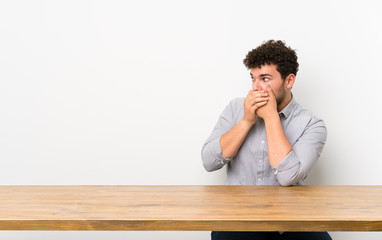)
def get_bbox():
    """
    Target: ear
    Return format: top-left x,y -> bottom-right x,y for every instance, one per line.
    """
285,74 -> 296,89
